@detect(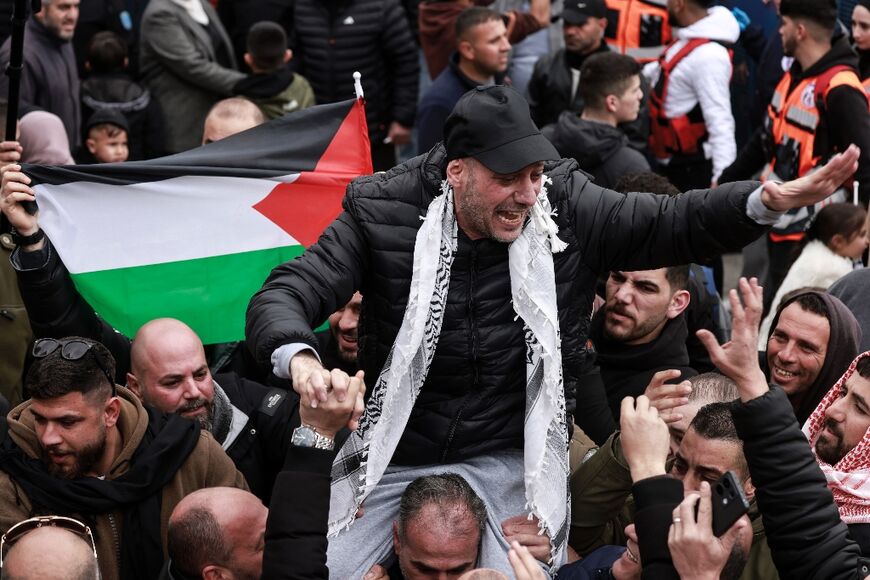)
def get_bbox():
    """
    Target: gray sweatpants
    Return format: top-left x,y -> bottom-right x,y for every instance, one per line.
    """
326,449 -> 548,579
